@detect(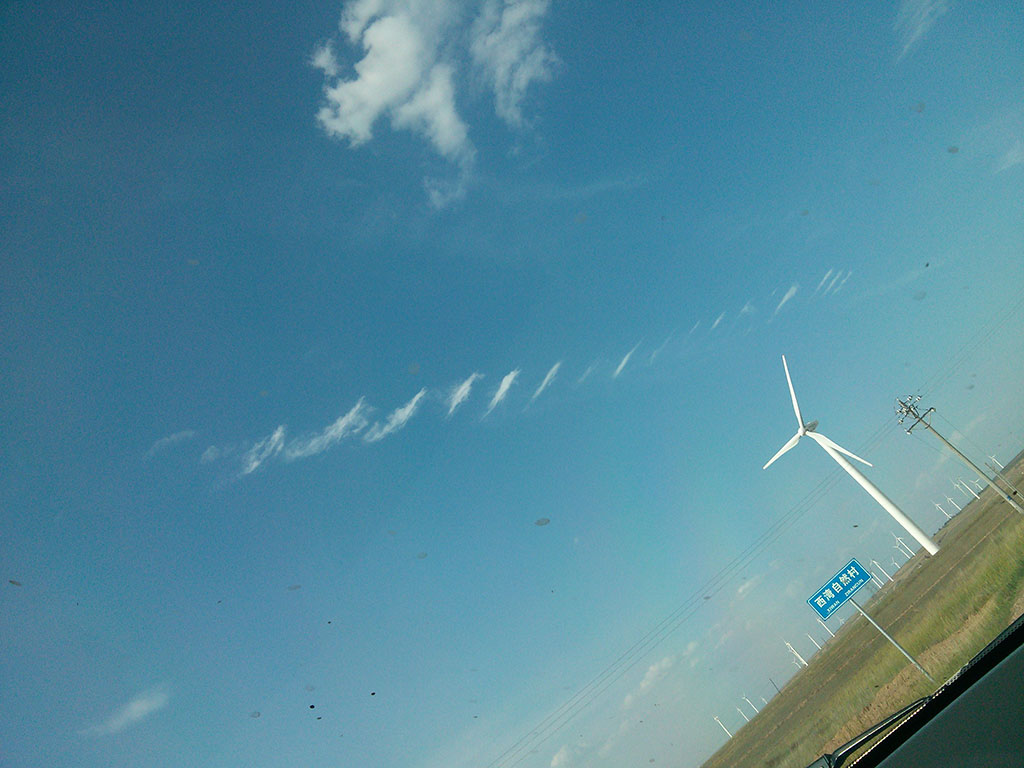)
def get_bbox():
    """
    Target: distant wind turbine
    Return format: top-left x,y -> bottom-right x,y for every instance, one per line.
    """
968,477 -> 984,492
714,715 -> 732,738
958,478 -> 980,500
762,356 -> 938,554
736,706 -> 750,723
934,502 -> 951,520
945,495 -> 962,512
989,454 -> 1004,470
741,694 -> 759,714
